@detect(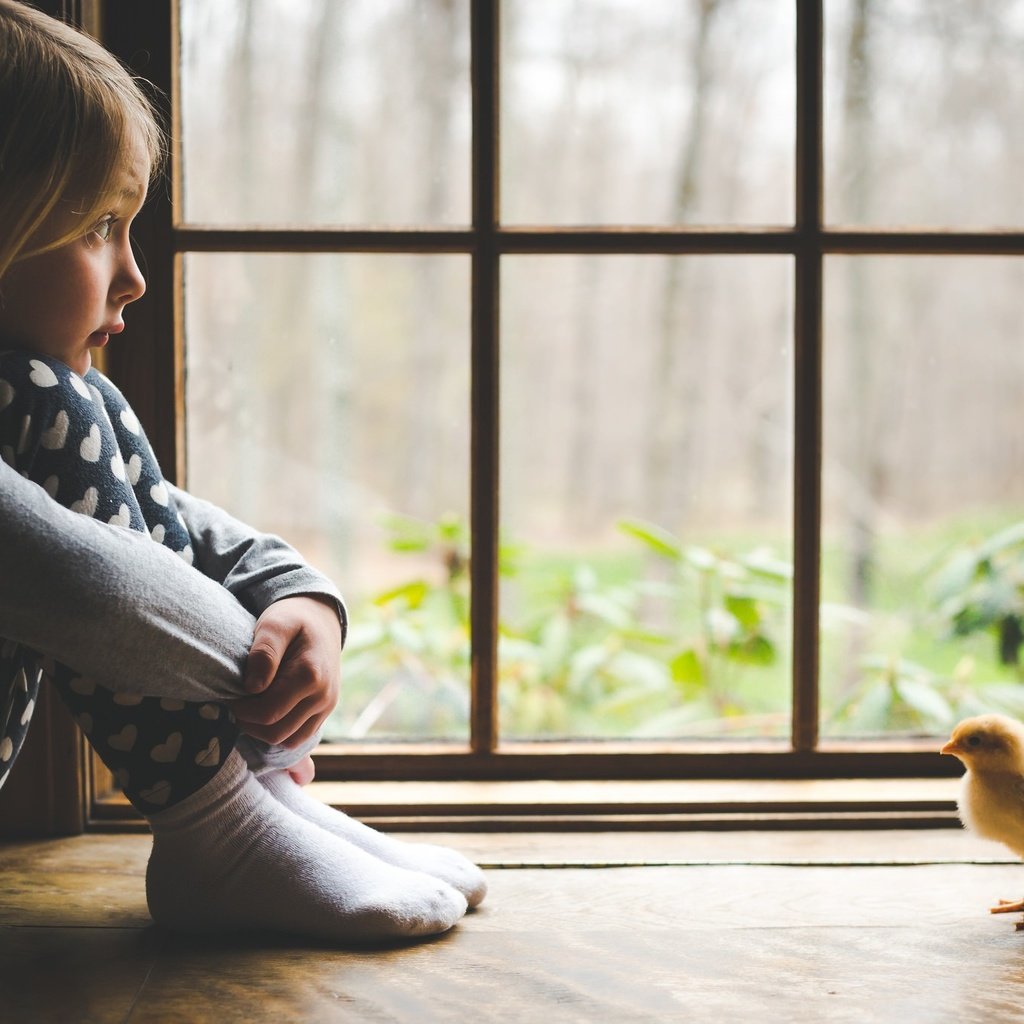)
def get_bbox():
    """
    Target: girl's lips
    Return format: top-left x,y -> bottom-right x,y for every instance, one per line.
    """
88,323 -> 124,346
